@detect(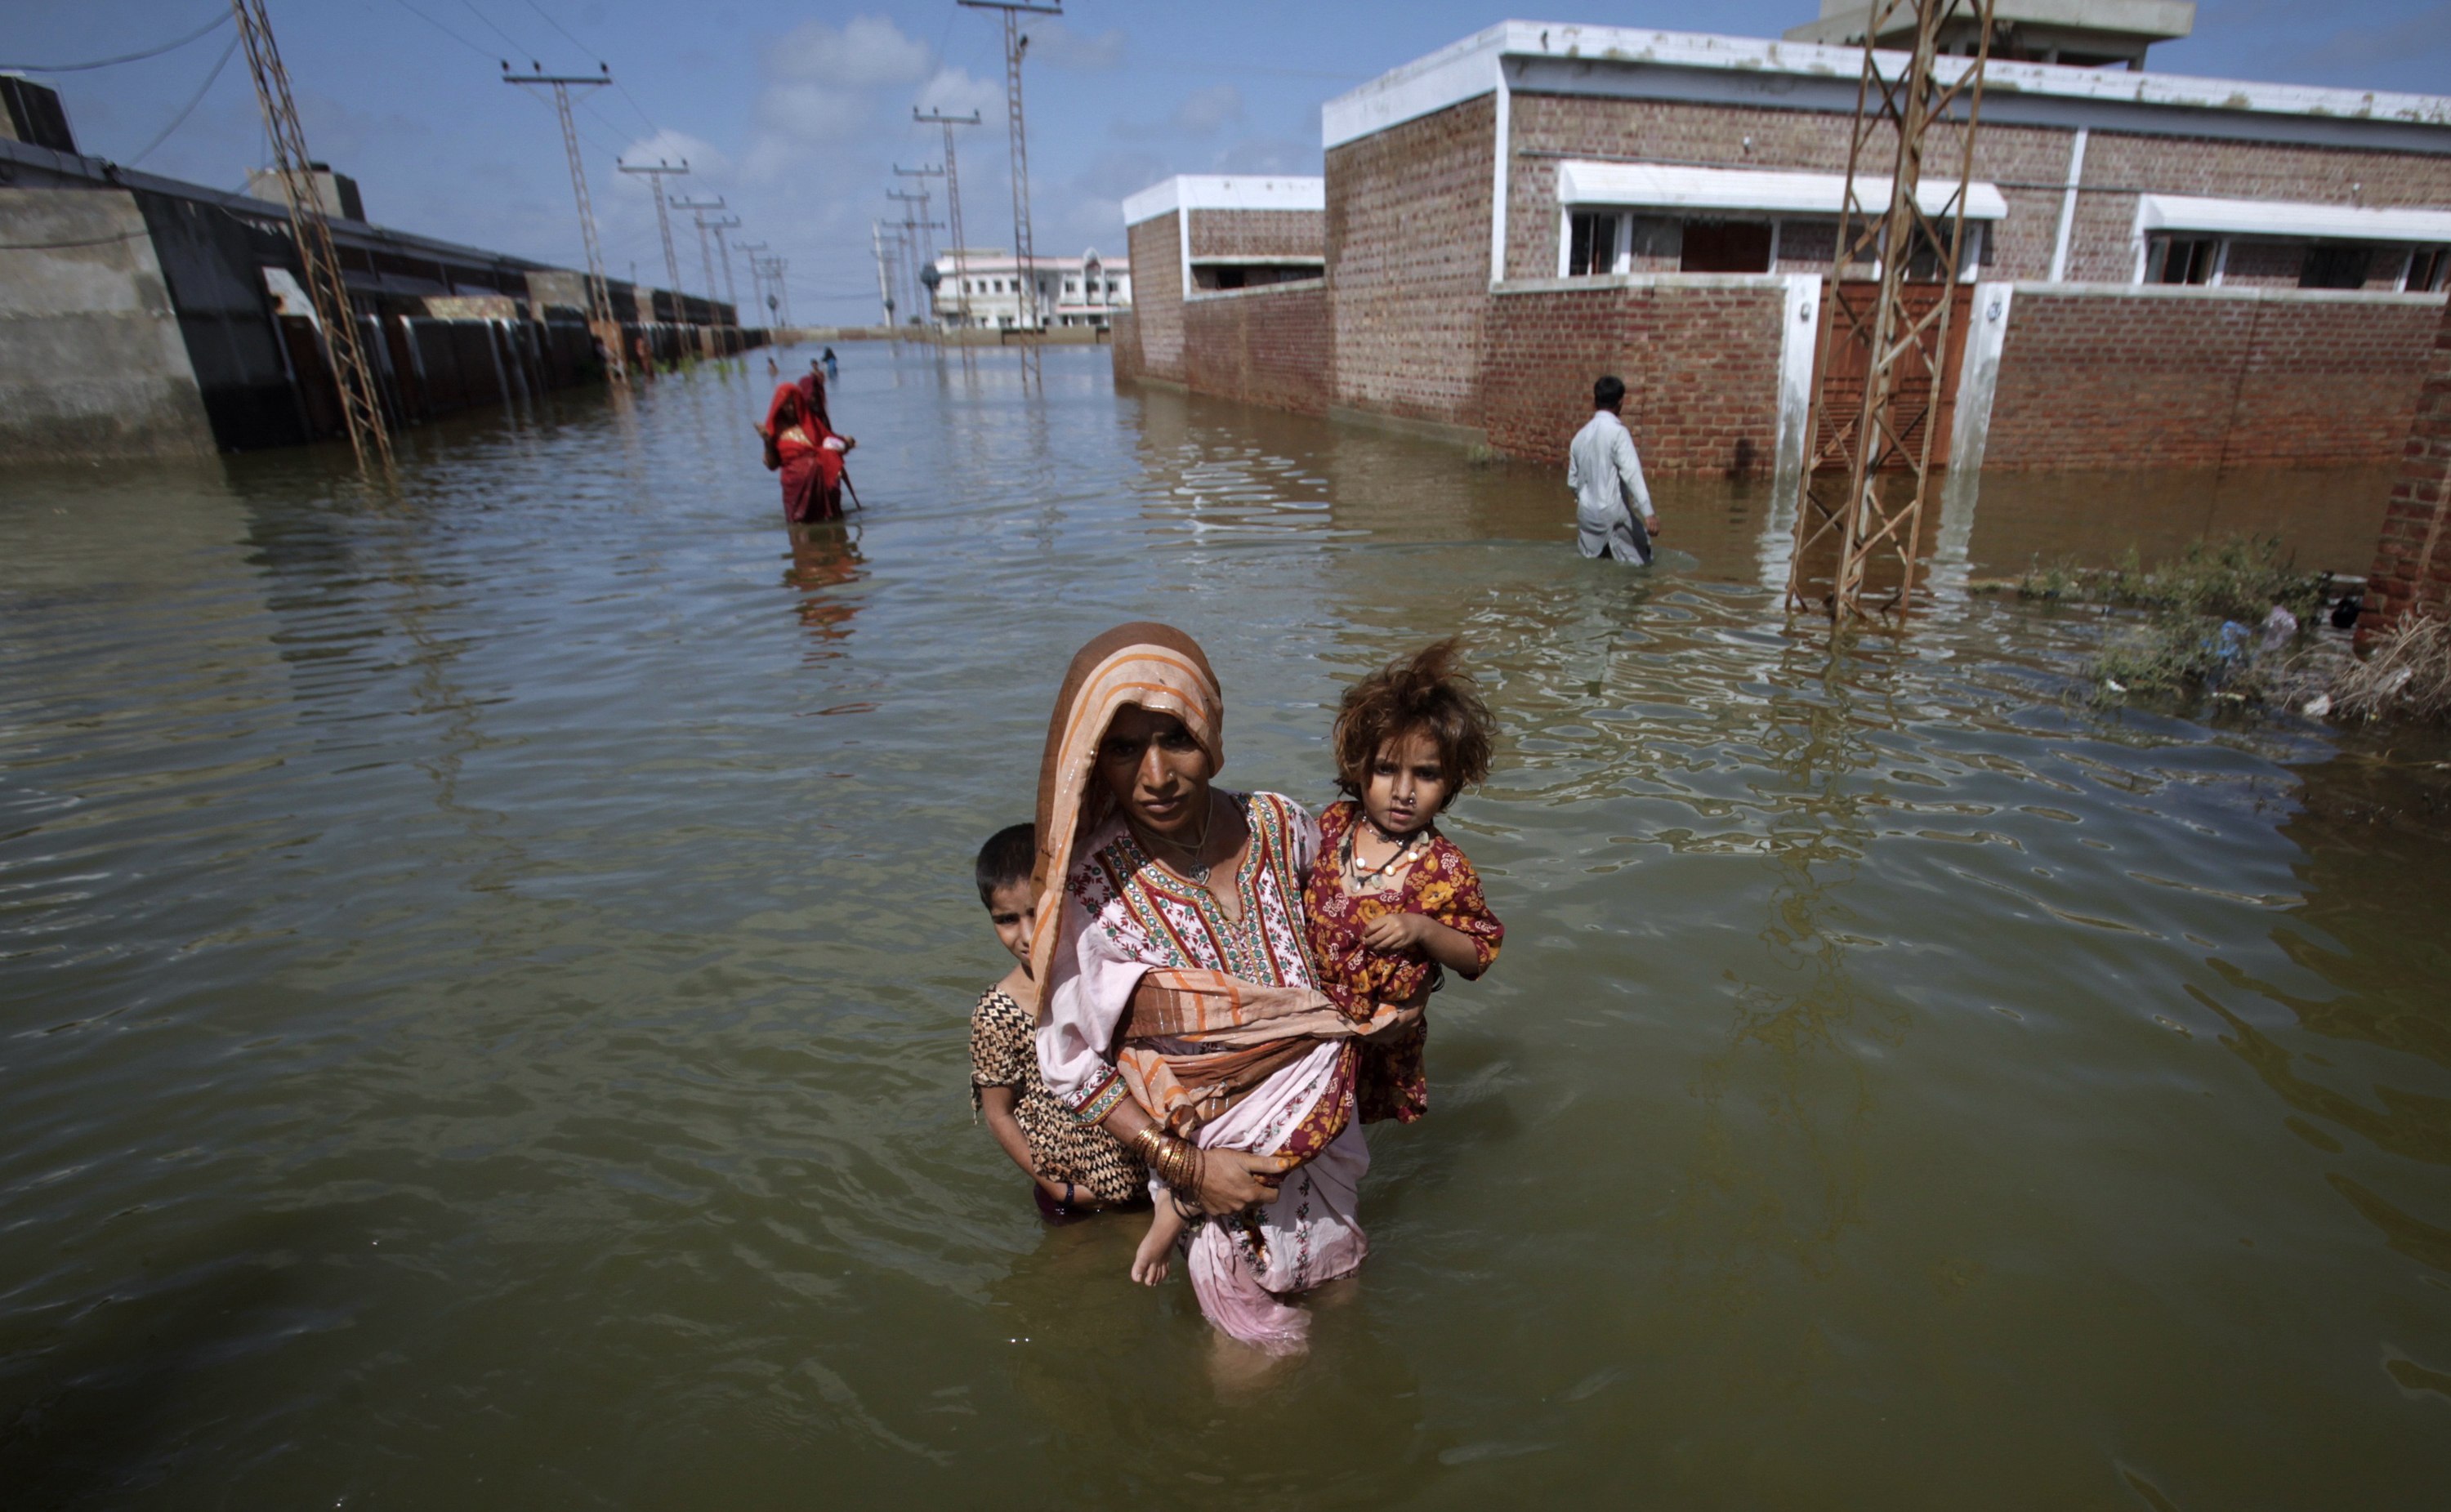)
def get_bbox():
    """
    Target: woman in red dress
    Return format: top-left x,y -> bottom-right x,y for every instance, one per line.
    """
759,372 -> 854,522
